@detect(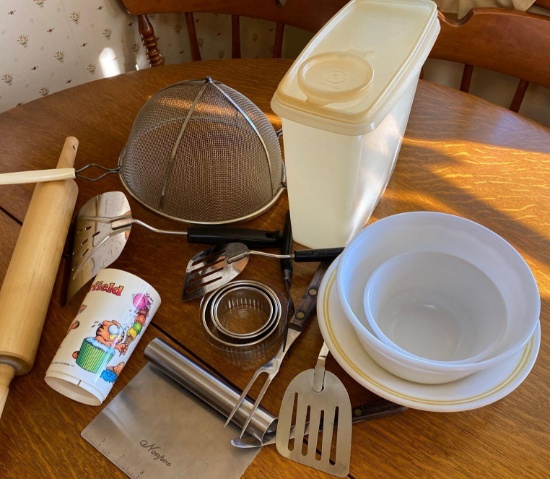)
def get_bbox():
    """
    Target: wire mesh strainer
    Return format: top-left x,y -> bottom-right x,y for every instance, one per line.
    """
119,77 -> 285,224
0,79 -> 285,224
